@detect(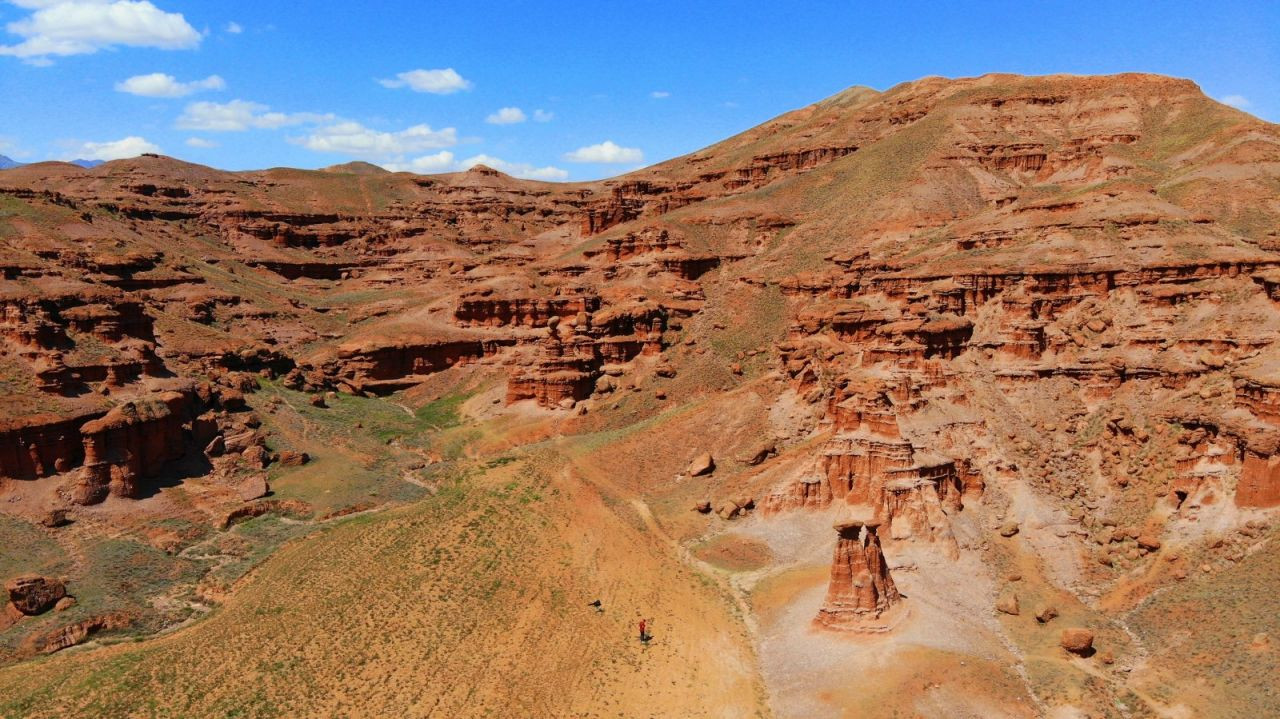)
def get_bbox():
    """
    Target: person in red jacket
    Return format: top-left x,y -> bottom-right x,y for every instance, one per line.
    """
639,618 -> 651,643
